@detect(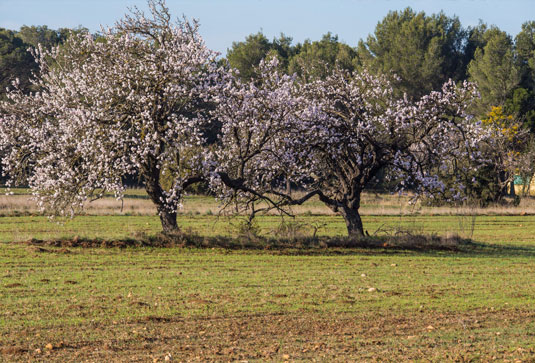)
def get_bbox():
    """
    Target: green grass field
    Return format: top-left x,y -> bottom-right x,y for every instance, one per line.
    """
2,213 -> 535,247
1,191 -> 535,361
